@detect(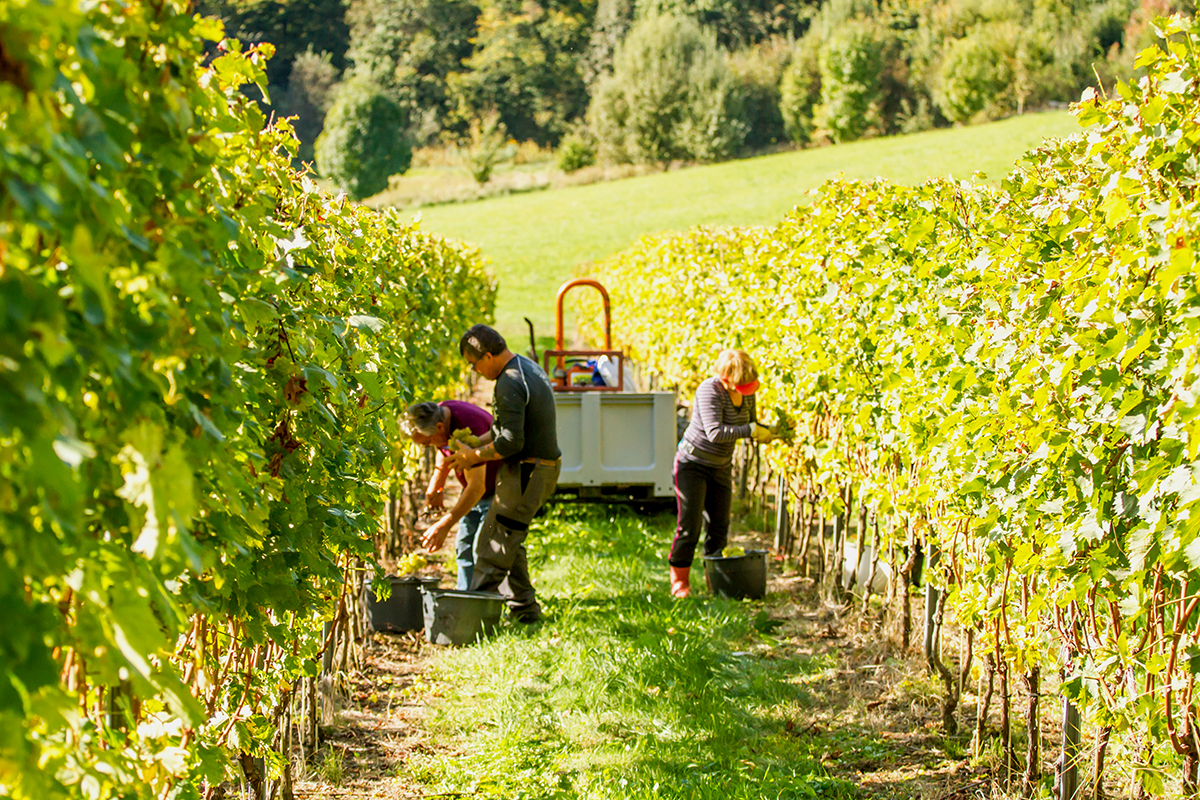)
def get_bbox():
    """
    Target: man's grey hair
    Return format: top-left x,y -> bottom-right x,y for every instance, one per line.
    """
402,401 -> 445,437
